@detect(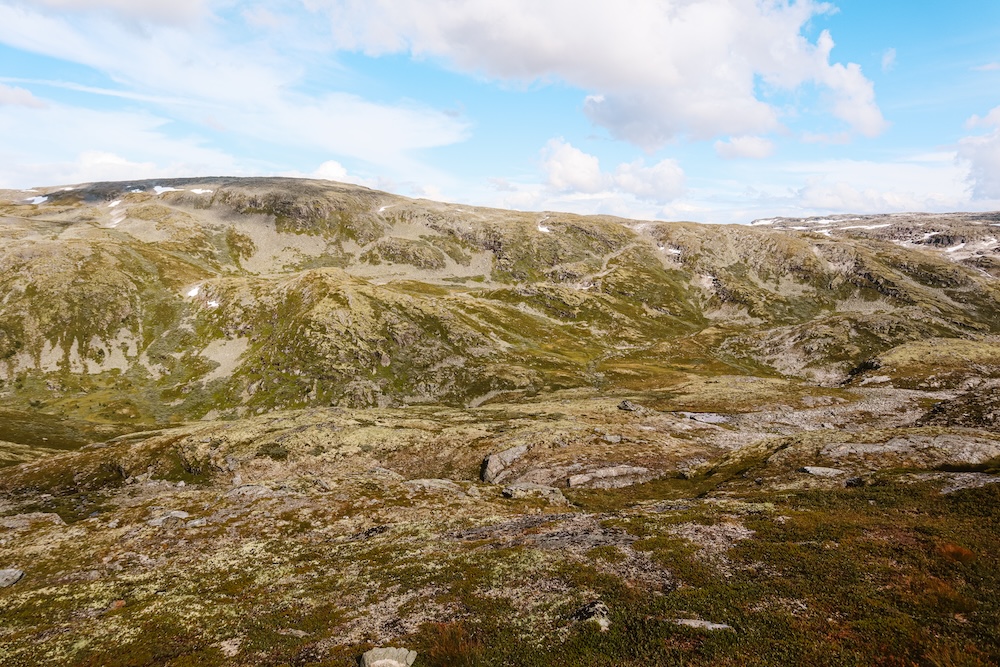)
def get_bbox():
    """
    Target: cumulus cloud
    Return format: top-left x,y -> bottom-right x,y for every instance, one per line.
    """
314,0 -> 886,148
714,136 -> 775,159
0,82 -> 45,108
959,106 -> 1000,199
540,138 -> 684,204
